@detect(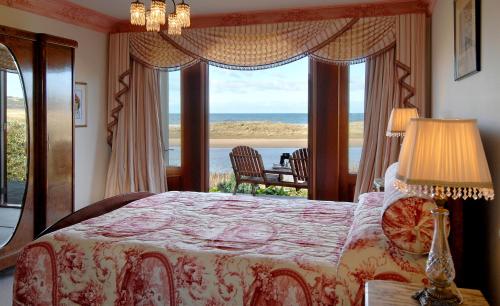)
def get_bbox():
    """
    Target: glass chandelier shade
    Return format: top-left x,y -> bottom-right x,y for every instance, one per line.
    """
151,0 -> 167,25
168,13 -> 182,35
146,10 -> 161,32
176,2 -> 191,27
130,1 -> 146,26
